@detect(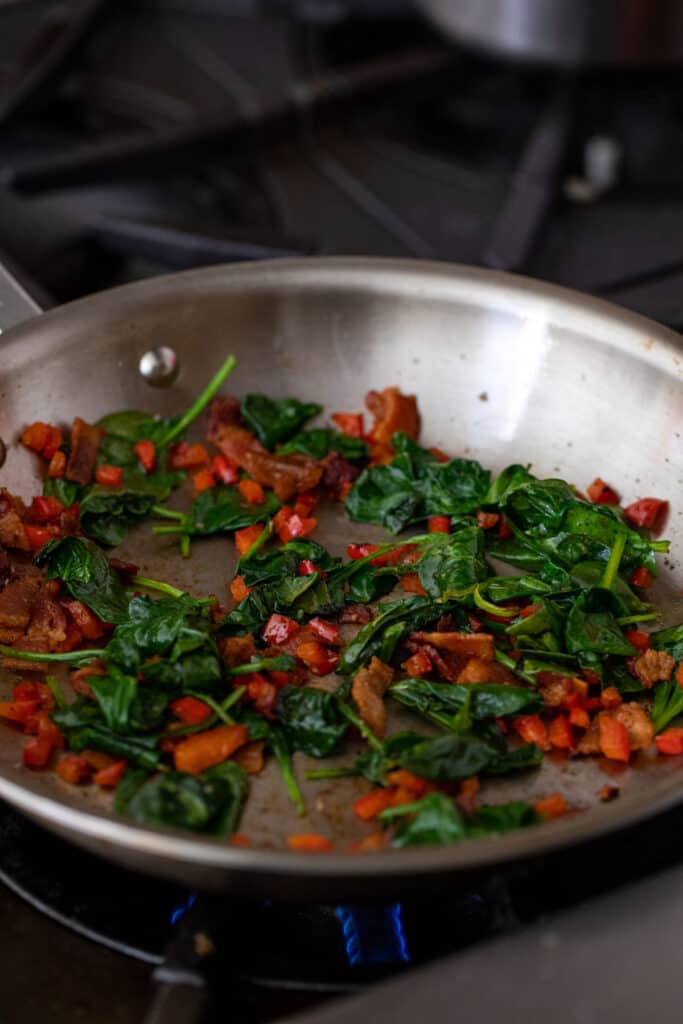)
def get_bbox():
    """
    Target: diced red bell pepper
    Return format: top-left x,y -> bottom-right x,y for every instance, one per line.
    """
92,760 -> 127,787
512,714 -> 549,750
587,477 -> 620,505
212,454 -> 240,485
296,640 -> 339,676
62,600 -> 107,640
630,567 -> 654,589
95,465 -> 123,488
173,723 -> 249,774
400,573 -> 427,596
428,515 -> 451,534
13,682 -> 40,702
624,497 -> 669,534
298,559 -> 326,577
47,450 -> 67,478
288,833 -> 333,853
308,617 -> 340,645
476,511 -> 499,530
600,686 -> 622,709
24,524 -> 59,552
0,700 -> 40,725
234,523 -> 263,556
347,542 -> 377,560
598,716 -> 630,762
133,439 -> 156,473
168,442 -> 209,470
238,479 -> 265,505
385,769 -> 430,796
245,674 -> 278,716
534,793 -> 568,819
170,695 -> 213,725
293,493 -> 318,517
402,650 -> 432,677
518,603 -> 541,619
274,507 -> 317,543
230,575 -> 251,603
568,706 -> 590,729
338,481 -> 353,502
352,788 -> 396,821
655,729 -> 683,756
29,495 -> 64,522
331,412 -> 364,437
498,518 -> 513,540
22,714 -> 63,768
263,613 -> 300,645
21,421 -> 50,453
56,754 -> 91,785
41,426 -> 64,460
624,629 -> 650,651
548,715 -> 573,750
676,663 -> 683,690
193,468 -> 215,494
230,833 -> 251,847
